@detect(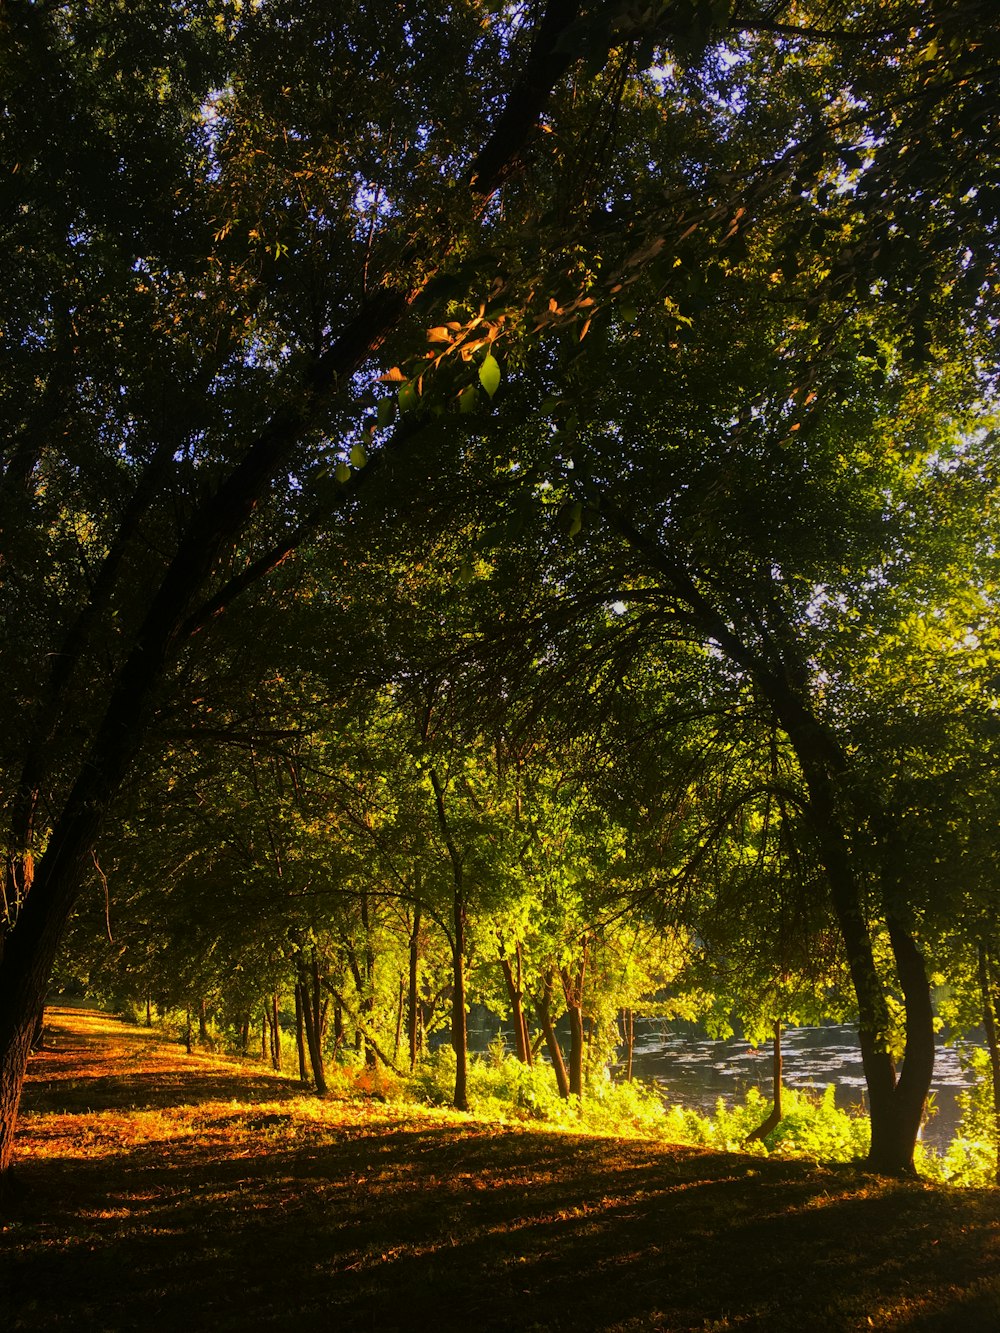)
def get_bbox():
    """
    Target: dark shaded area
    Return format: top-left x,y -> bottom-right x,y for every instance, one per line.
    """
3,1014 -> 1000,1331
